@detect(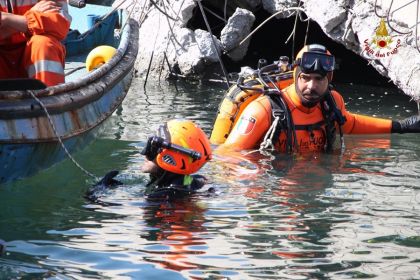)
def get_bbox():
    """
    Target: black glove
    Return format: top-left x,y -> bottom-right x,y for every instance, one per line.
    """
391,115 -> 420,133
